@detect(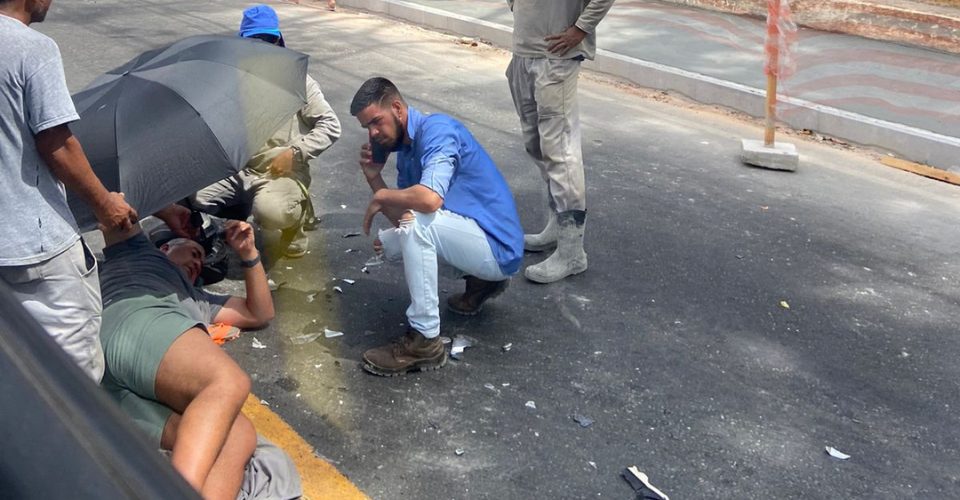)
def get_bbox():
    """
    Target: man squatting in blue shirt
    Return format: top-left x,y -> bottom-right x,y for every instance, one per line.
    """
350,77 -> 524,376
